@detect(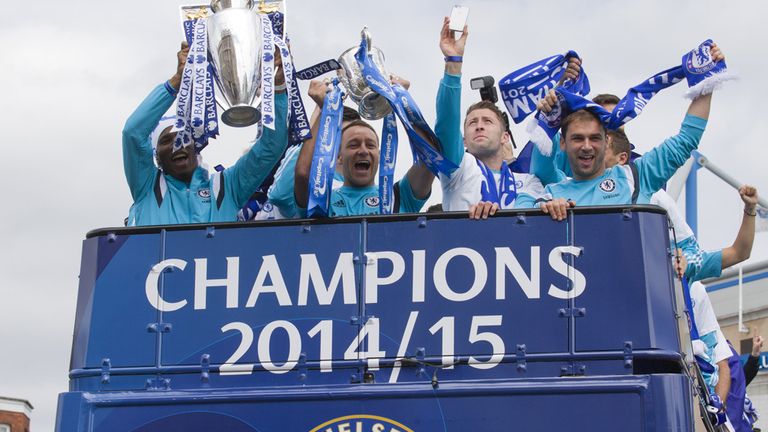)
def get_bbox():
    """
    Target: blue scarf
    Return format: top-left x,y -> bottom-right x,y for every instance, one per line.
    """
499,51 -> 590,125
307,79 -> 345,217
354,37 -> 458,178
476,160 -> 517,208
527,40 -> 733,156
